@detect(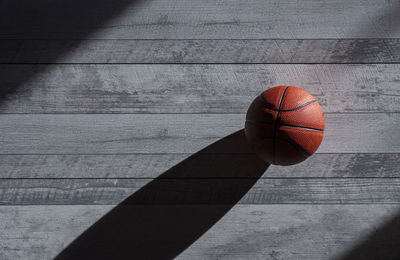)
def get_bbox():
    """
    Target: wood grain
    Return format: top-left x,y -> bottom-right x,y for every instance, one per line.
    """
1,178 -> 400,205
1,0 -> 399,258
179,205 -> 400,260
0,153 -> 398,178
0,114 -> 398,154
0,205 -> 399,259
1,0 -> 400,39
2,39 -> 400,63
1,64 -> 400,113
